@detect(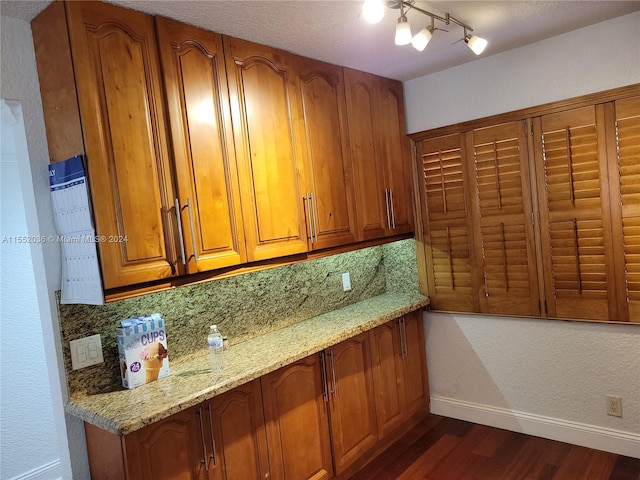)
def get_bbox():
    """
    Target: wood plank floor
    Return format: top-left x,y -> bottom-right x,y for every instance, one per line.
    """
350,415 -> 640,480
